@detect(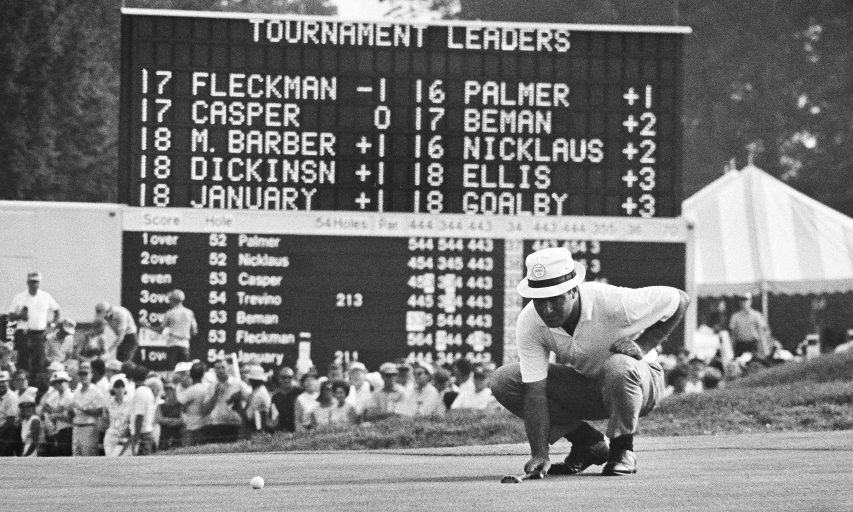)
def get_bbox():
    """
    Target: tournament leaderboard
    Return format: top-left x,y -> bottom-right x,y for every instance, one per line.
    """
118,9 -> 690,370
